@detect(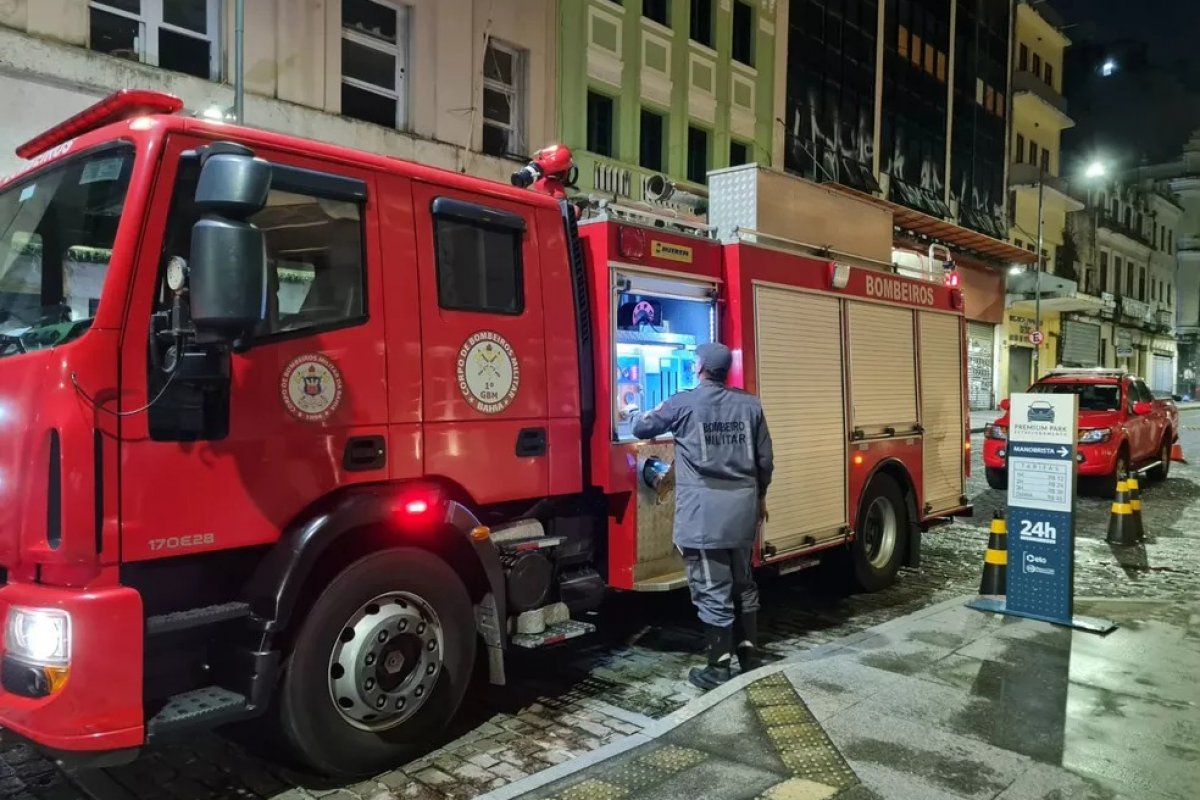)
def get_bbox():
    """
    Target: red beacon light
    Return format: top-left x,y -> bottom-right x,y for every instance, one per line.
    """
15,89 -> 184,160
